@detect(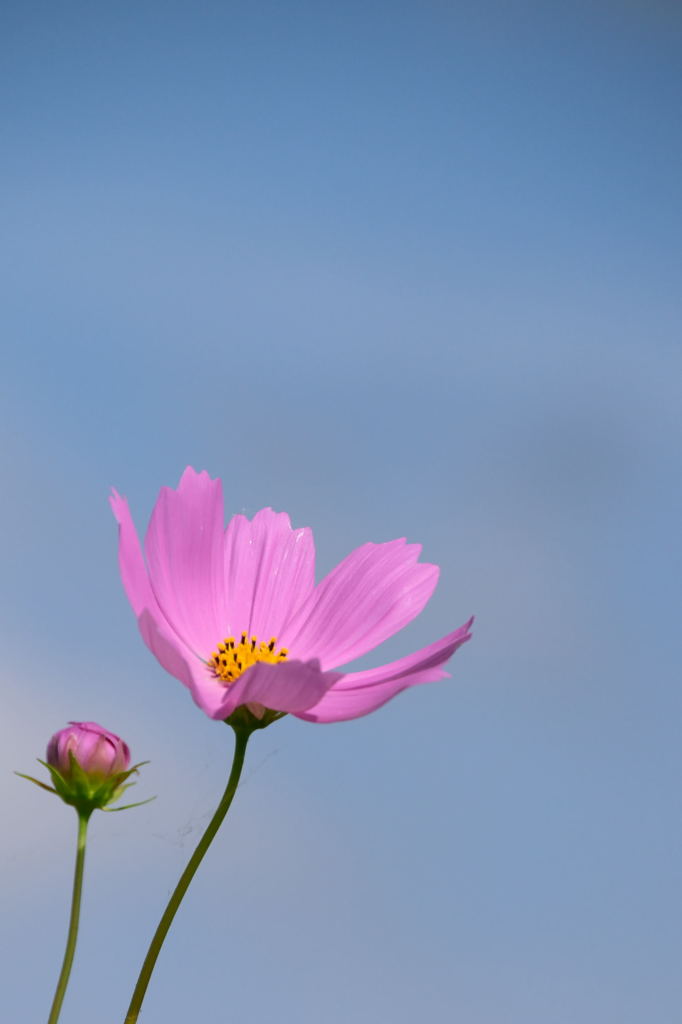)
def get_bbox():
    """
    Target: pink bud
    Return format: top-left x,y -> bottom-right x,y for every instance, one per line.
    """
46,722 -> 130,779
